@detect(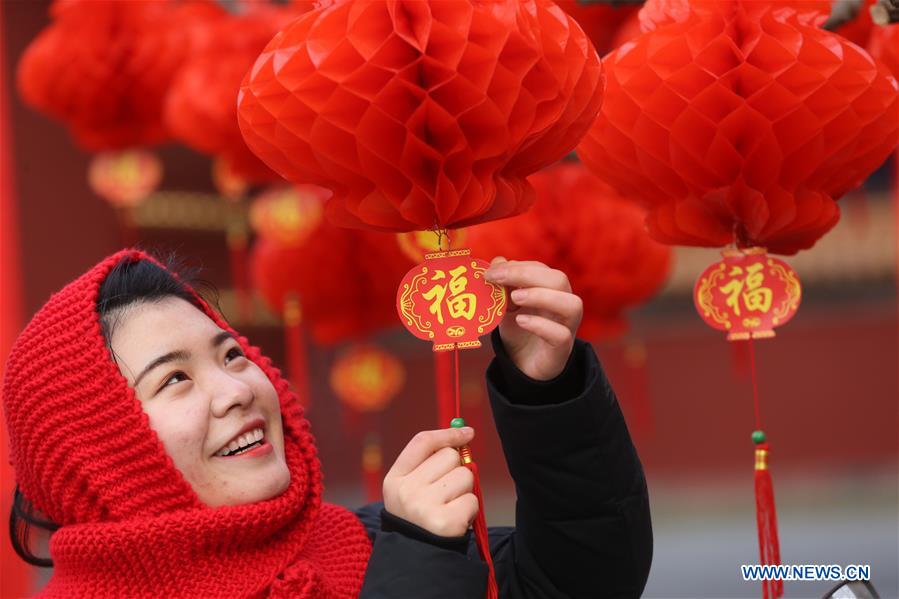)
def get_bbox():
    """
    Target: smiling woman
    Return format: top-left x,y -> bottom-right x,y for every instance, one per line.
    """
3,247 -> 653,599
97,259 -> 291,508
